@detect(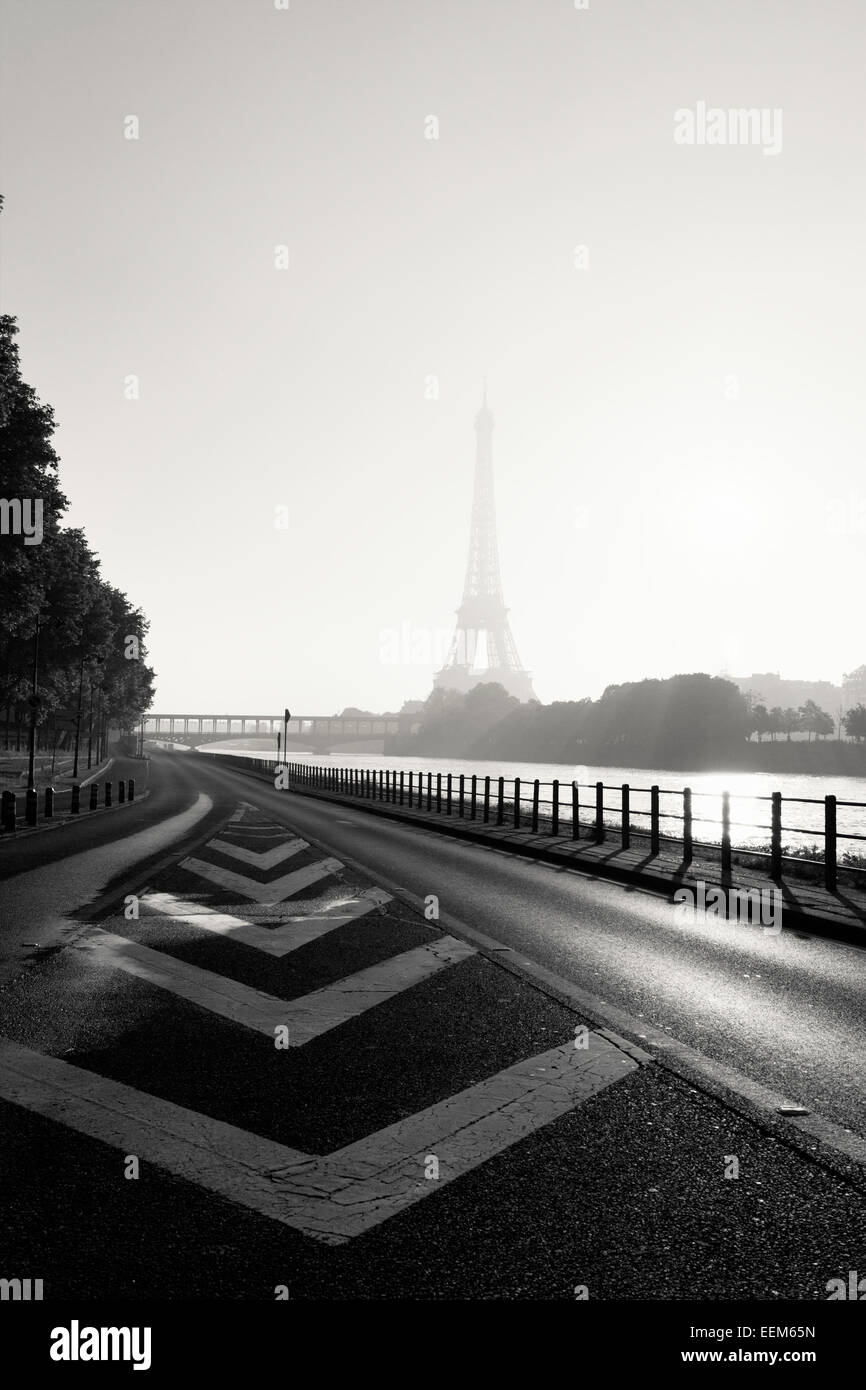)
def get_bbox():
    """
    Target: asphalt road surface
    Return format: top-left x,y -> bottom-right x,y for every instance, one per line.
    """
0,748 -> 864,1301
